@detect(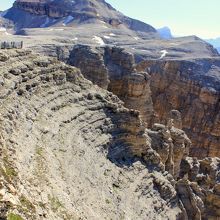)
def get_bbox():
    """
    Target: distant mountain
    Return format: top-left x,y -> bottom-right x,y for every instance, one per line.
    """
205,37 -> 220,53
2,0 -> 157,35
0,12 -> 14,29
157,26 -> 172,39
